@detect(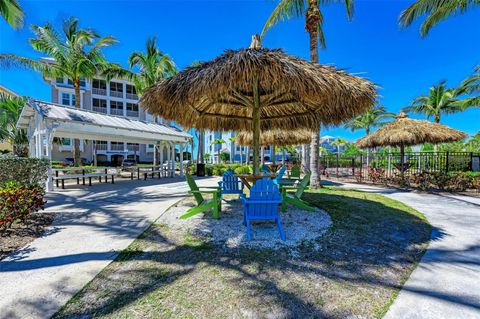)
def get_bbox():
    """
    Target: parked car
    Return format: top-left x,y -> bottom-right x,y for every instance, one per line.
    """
62,157 -> 91,166
121,159 -> 137,167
